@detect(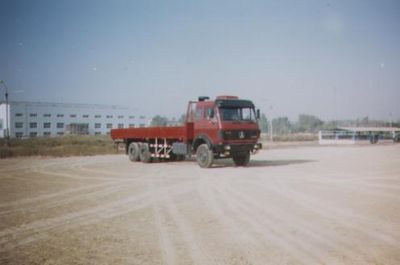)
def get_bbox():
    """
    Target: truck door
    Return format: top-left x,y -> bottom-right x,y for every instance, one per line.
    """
193,104 -> 219,145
